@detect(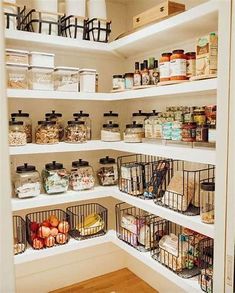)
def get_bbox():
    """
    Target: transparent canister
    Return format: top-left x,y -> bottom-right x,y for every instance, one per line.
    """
103,111 -> 119,124
29,66 -> 54,90
73,110 -> 91,140
200,182 -> 215,224
45,110 -> 64,141
65,119 -> 87,143
124,121 -> 144,143
101,121 -> 121,142
11,110 -> 32,143
54,66 -> 79,91
6,63 -> 28,89
9,118 -> 27,146
132,110 -> 149,126
97,156 -> 118,186
35,119 -> 59,144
